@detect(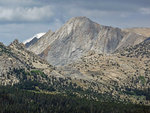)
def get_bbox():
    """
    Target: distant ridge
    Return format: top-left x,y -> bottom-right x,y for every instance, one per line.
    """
124,28 -> 150,37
